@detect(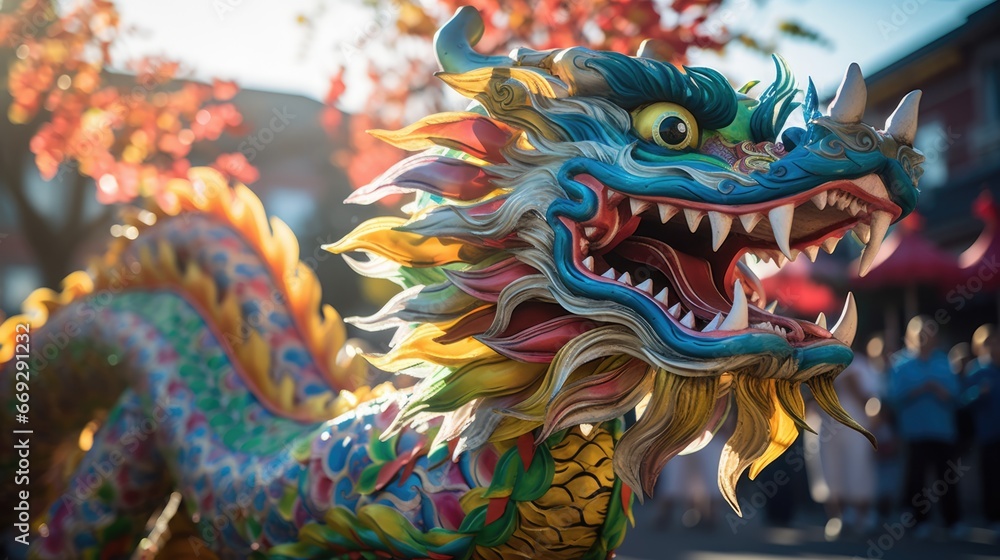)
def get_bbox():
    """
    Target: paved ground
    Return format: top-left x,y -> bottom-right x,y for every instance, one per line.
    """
617,503 -> 1000,560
